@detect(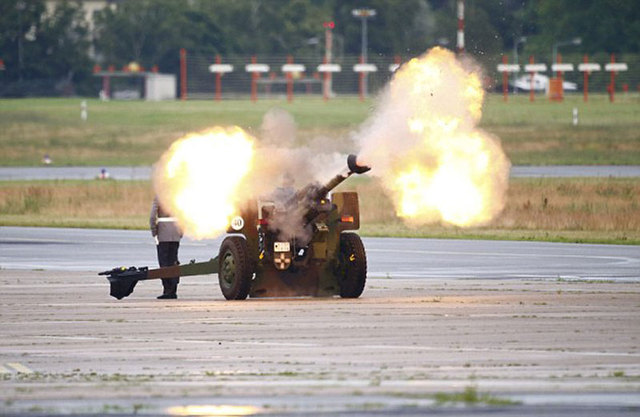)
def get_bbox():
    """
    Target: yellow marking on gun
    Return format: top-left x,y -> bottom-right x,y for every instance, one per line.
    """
349,254 -> 355,262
